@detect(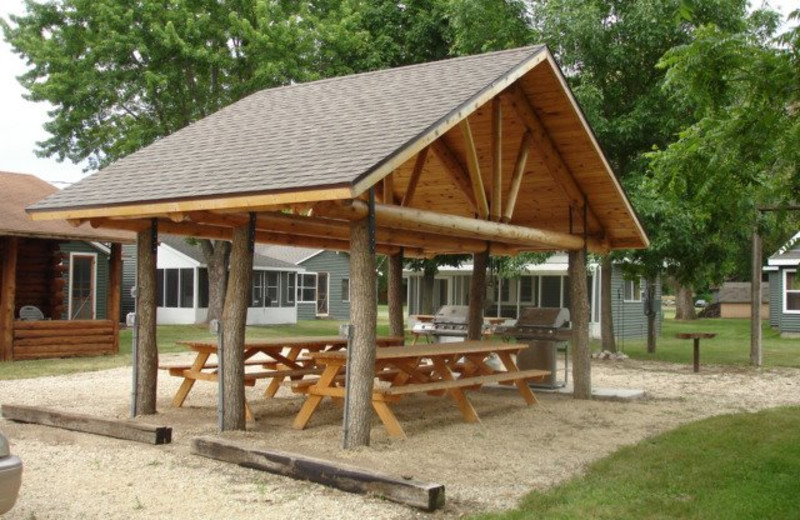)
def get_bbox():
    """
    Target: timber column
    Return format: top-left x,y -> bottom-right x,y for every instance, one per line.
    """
108,243 -> 122,353
135,222 -> 158,414
343,200 -> 377,449
568,249 -> 591,399
0,237 -> 19,361
467,248 -> 489,341
387,251 -> 404,337
220,219 -> 254,431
